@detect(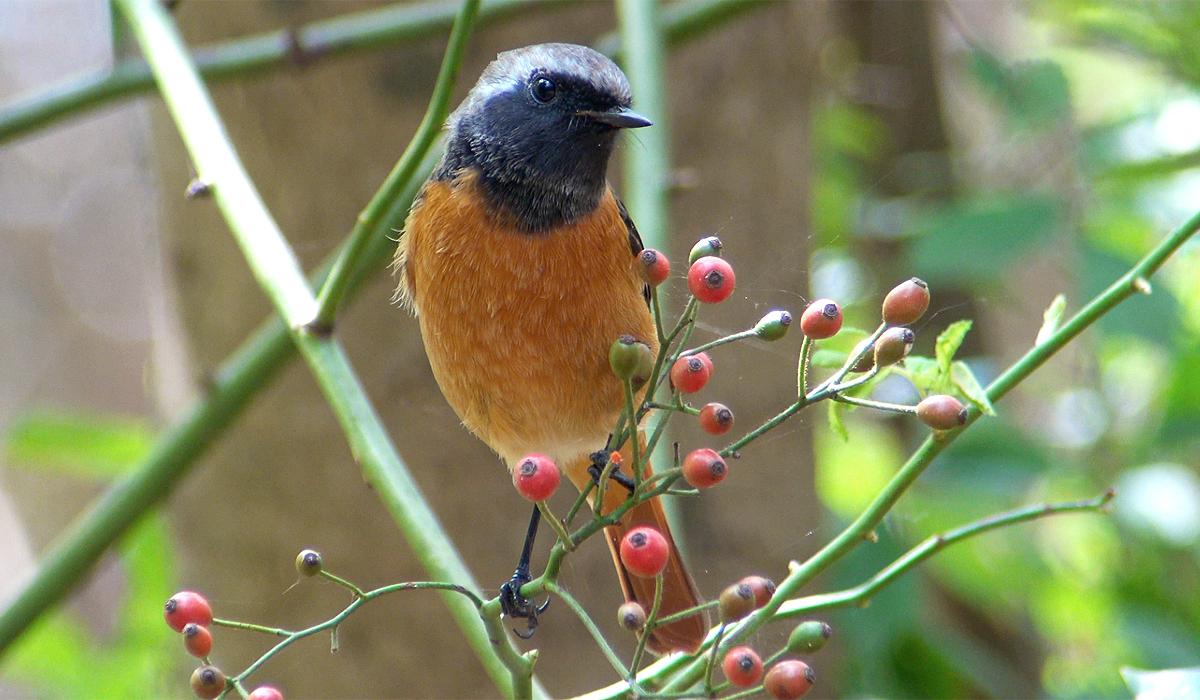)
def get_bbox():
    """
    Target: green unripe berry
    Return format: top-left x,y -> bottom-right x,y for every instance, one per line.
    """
787,620 -> 832,654
609,335 -> 654,389
296,549 -> 323,577
754,310 -> 793,341
688,236 -> 723,264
